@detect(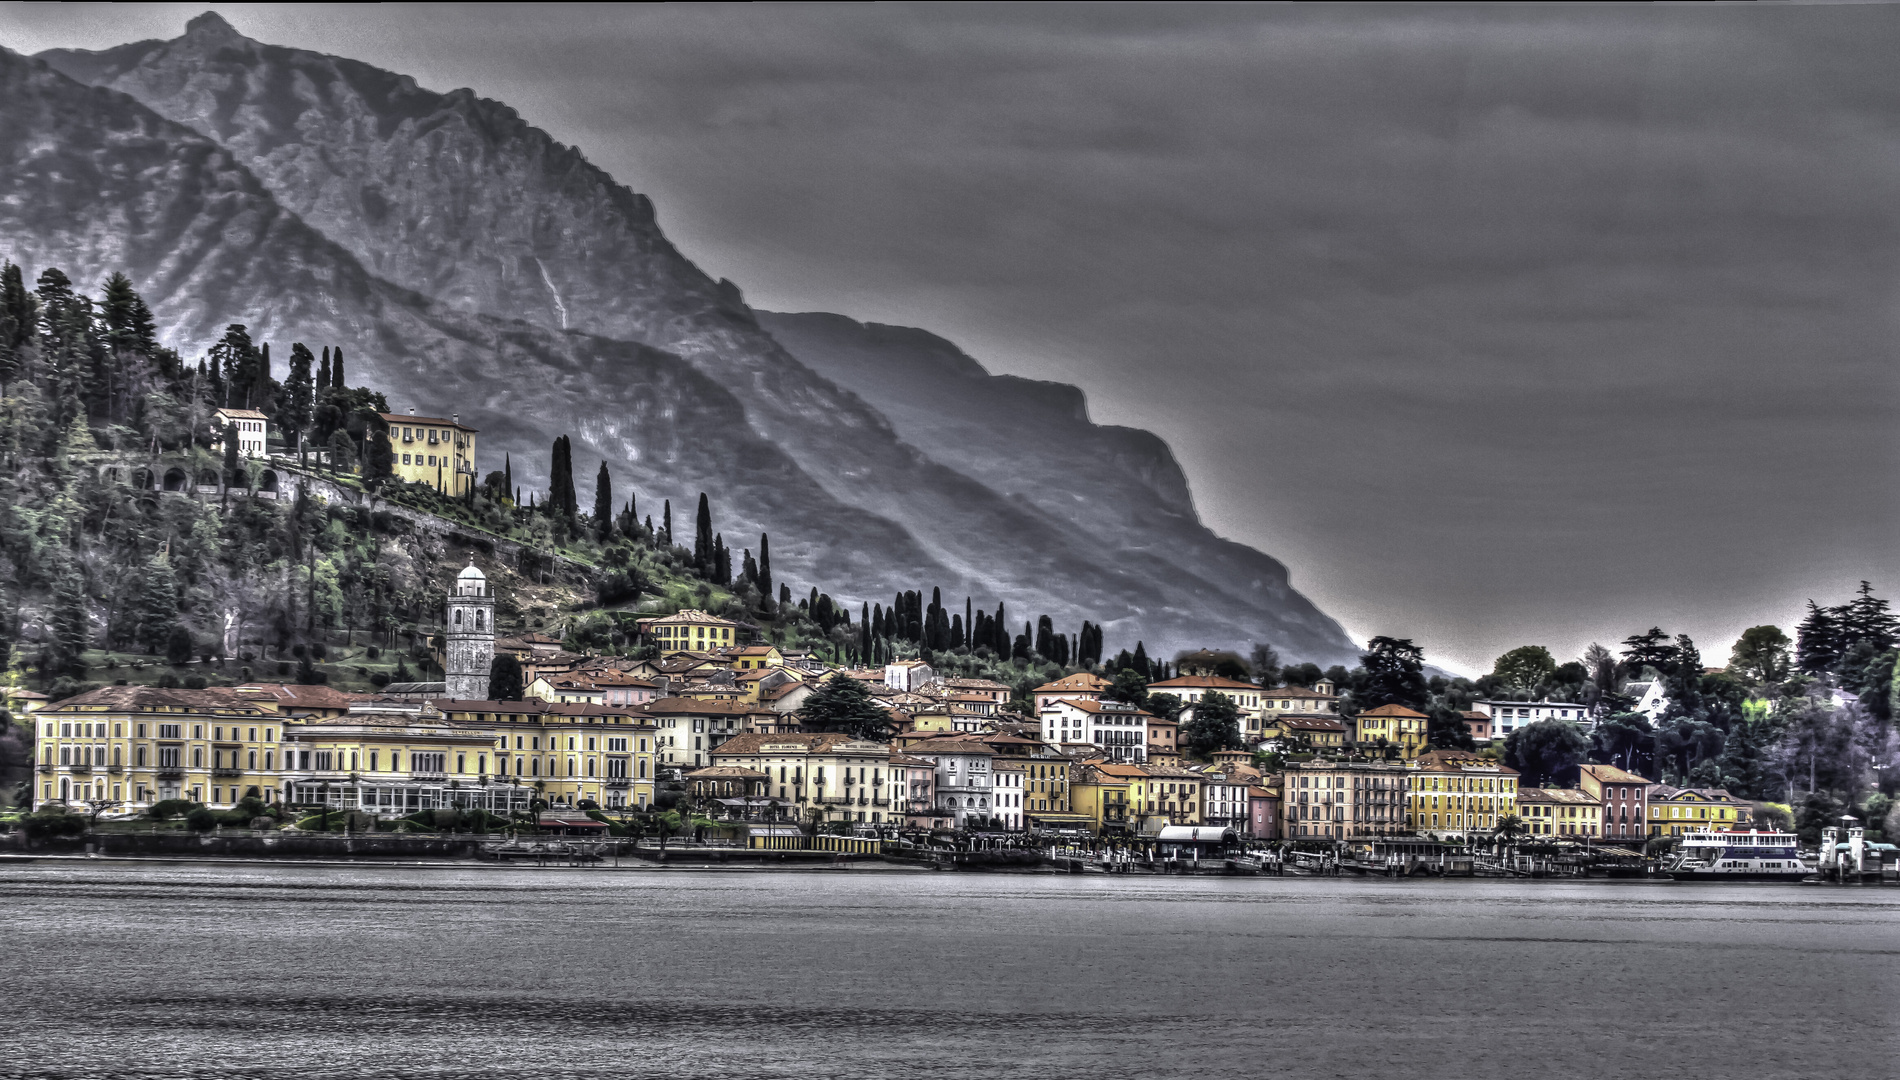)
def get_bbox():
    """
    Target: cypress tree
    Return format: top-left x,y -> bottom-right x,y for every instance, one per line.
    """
316,346 -> 332,390
1035,614 -> 1054,659
758,533 -> 773,602
135,553 -> 178,655
548,436 -> 577,520
713,534 -> 730,585
860,602 -> 871,660
742,548 -> 758,585
779,583 -> 791,609
331,346 -> 345,390
995,603 -> 1006,654
504,454 -> 513,503
284,343 -> 315,444
594,461 -> 613,539
661,500 -> 672,547
694,493 -> 713,575
951,614 -> 964,651
1132,640 -> 1149,676
965,597 -> 972,649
